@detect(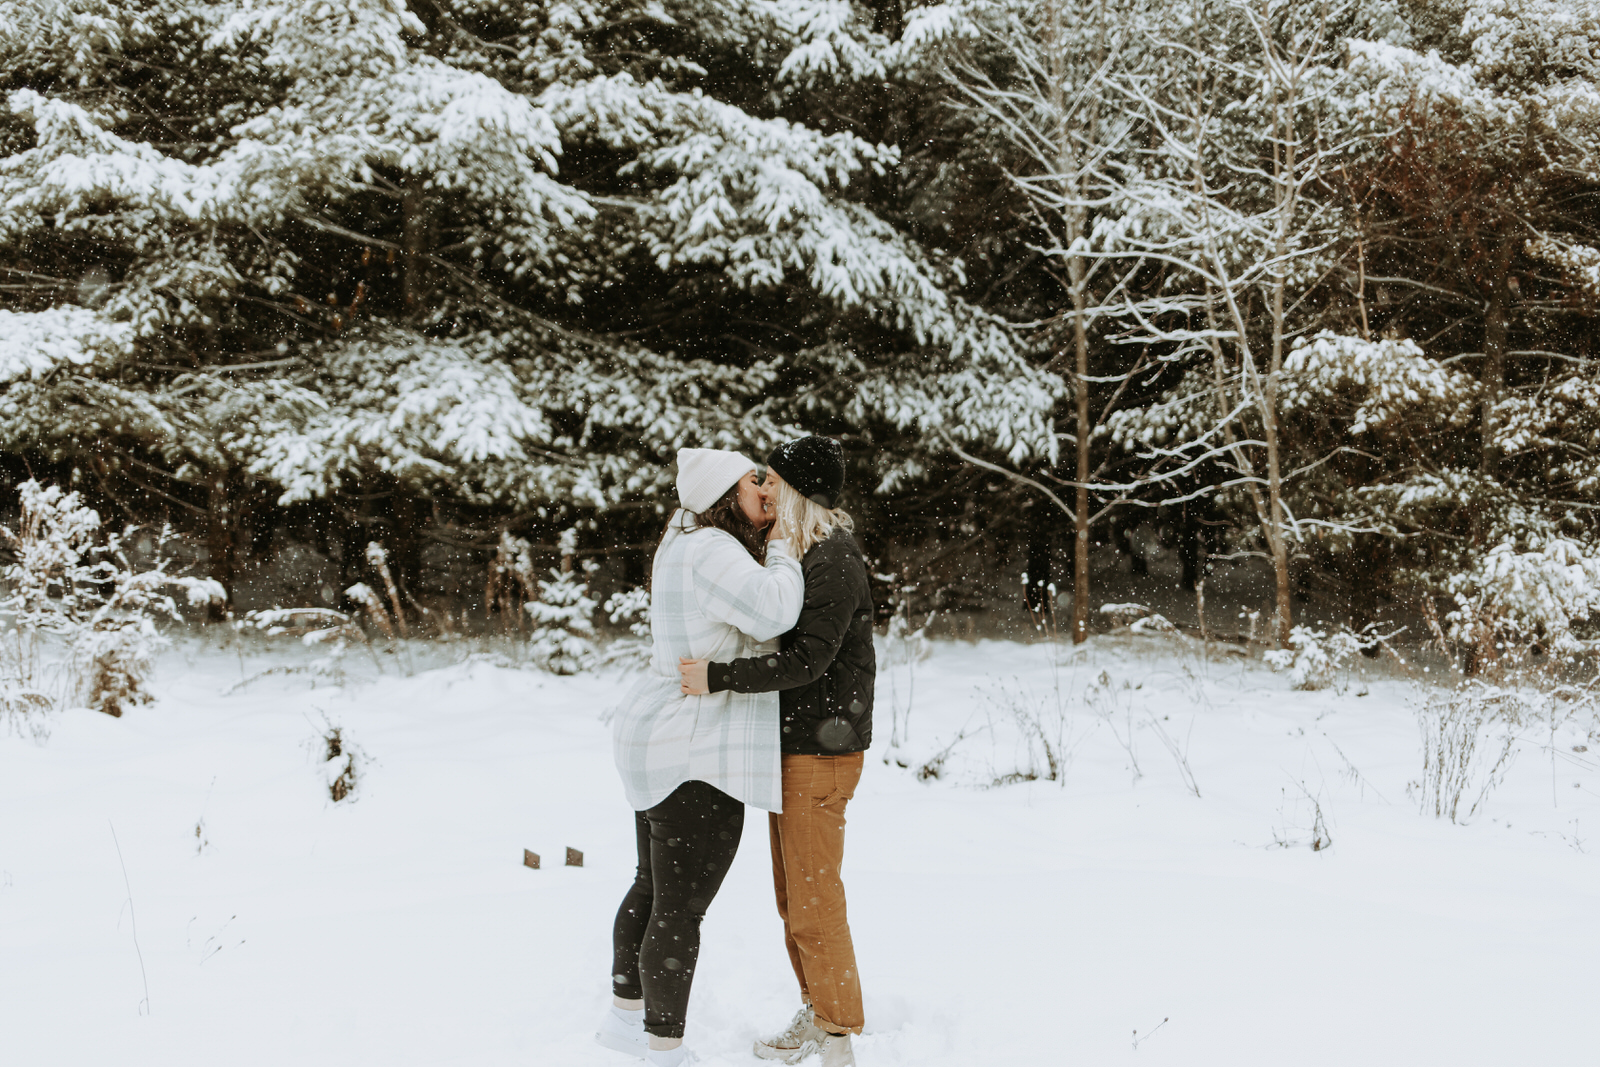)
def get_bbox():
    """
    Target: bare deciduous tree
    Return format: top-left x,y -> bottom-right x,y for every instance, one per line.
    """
938,0 -> 1156,642
1112,0 -> 1355,646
